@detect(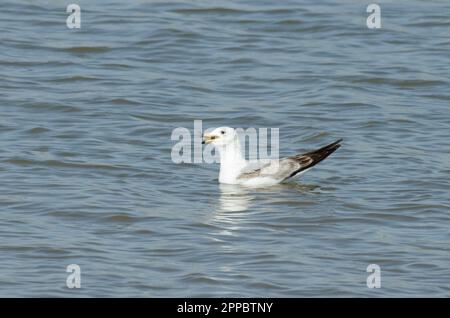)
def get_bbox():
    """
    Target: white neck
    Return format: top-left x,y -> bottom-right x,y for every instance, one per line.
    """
217,137 -> 247,184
